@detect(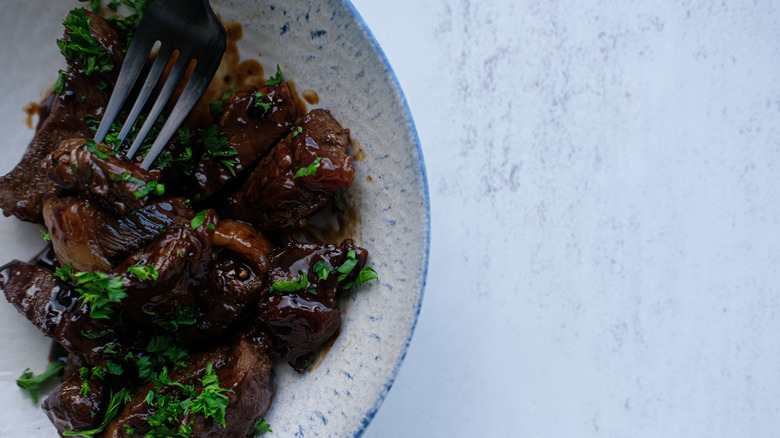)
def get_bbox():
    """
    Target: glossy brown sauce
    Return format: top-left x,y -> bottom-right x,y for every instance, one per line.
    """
23,102 -> 40,129
301,90 -> 319,105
